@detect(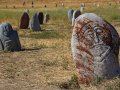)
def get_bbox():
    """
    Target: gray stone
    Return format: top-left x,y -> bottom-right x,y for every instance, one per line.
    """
44,13 -> 50,23
72,10 -> 81,26
29,13 -> 41,31
20,12 -> 29,29
71,13 -> 120,85
0,23 -> 21,51
80,7 -> 84,13
68,9 -> 74,22
25,9 -> 29,14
